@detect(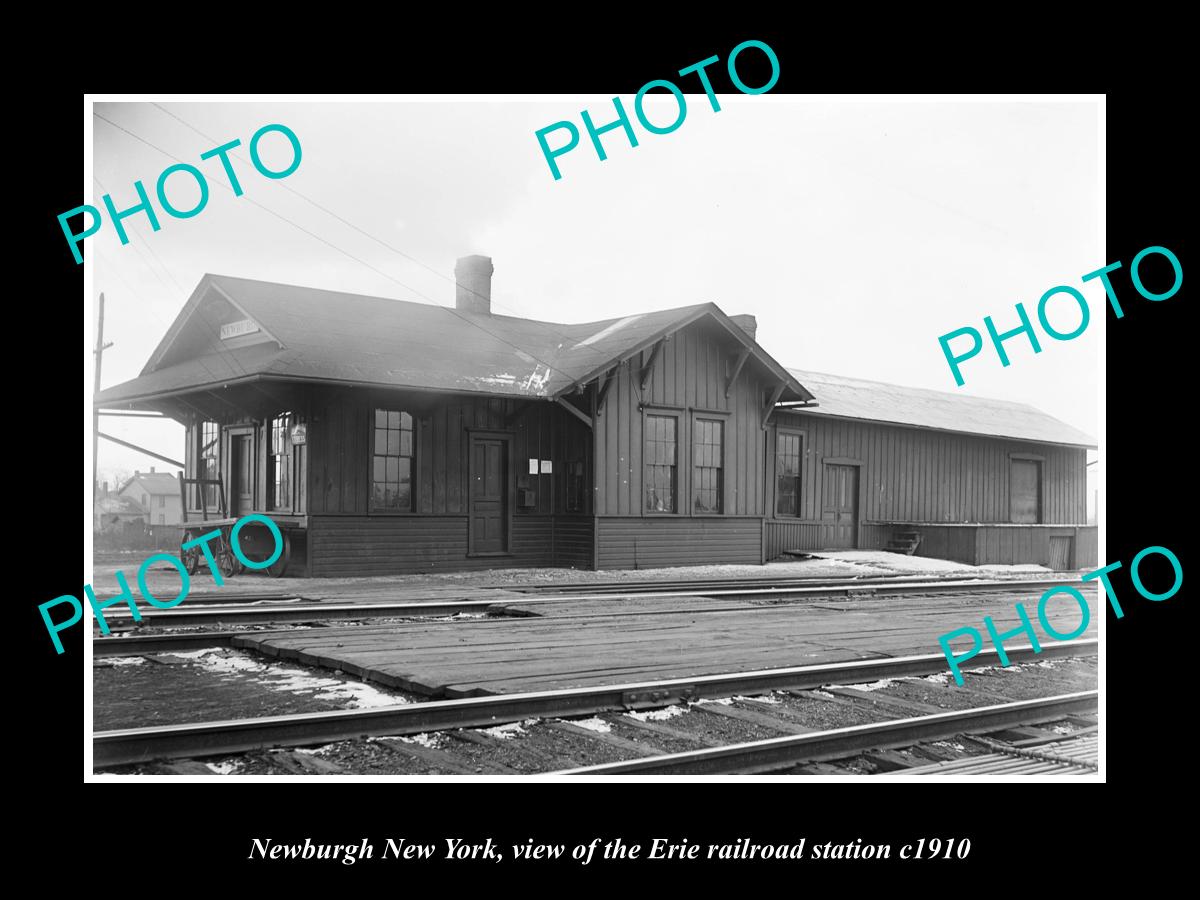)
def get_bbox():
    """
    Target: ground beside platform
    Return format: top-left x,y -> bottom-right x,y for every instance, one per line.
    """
91,550 -> 1058,605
